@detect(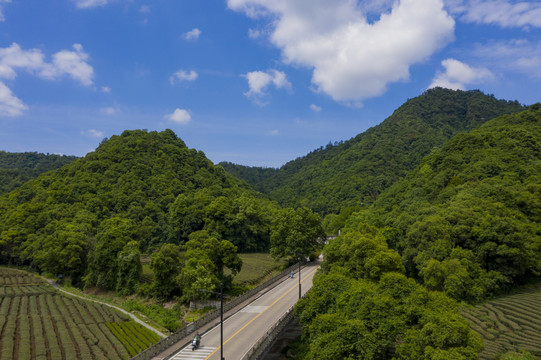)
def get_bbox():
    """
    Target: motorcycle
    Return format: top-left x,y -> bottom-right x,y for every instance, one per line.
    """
192,336 -> 201,351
